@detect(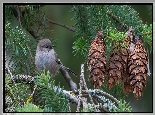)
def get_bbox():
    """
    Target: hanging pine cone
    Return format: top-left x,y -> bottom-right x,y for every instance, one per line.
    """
128,35 -> 148,98
107,37 -> 130,89
121,27 -> 134,95
87,31 -> 106,88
